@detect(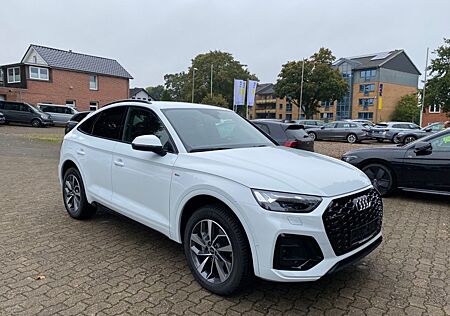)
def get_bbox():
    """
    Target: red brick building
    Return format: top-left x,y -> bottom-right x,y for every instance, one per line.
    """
422,104 -> 449,126
0,45 -> 132,111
